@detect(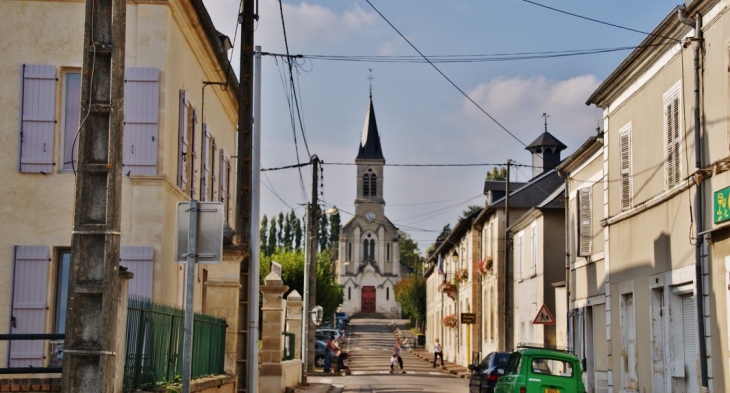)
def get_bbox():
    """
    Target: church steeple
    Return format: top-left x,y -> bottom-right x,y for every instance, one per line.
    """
357,97 -> 384,160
